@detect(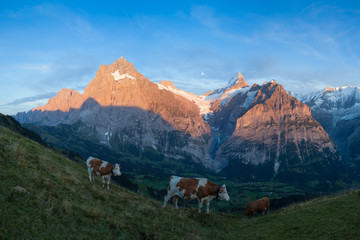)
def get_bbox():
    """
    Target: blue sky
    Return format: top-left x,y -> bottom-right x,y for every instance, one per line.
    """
1,0 -> 360,115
